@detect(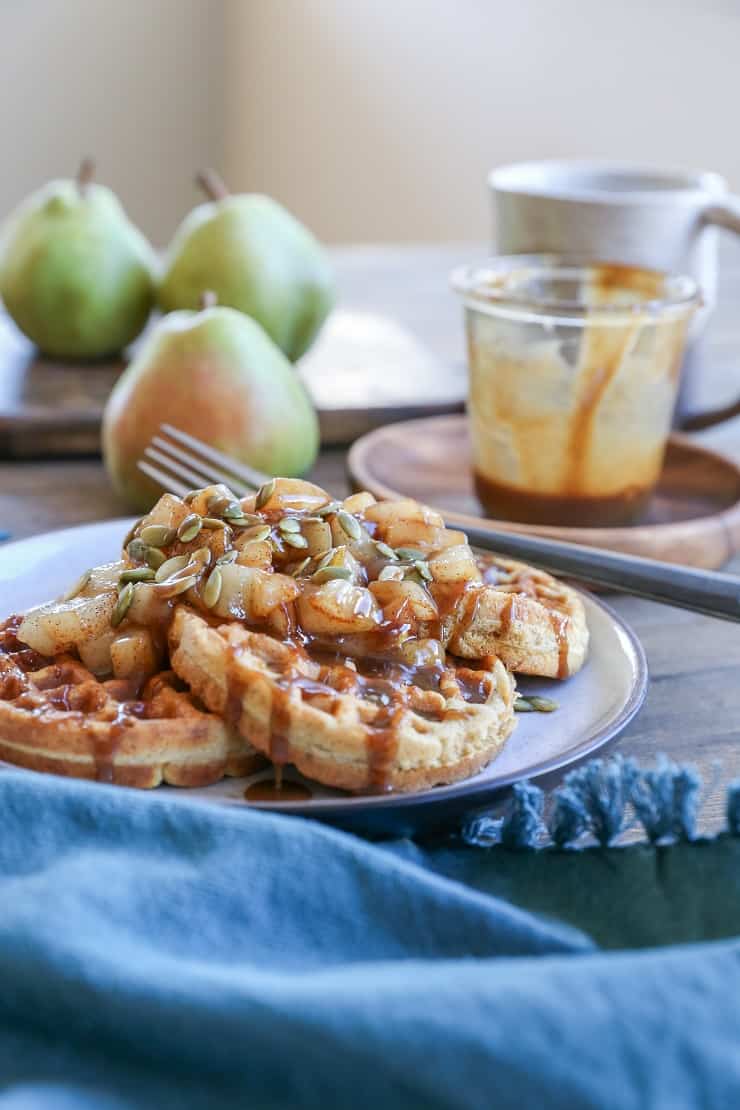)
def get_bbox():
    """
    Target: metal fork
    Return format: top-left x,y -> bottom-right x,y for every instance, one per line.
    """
139,424 -> 740,623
